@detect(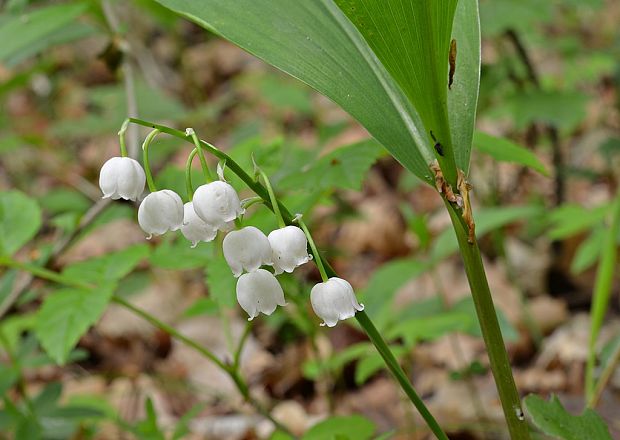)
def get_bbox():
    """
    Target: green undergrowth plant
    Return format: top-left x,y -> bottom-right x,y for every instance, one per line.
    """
0,0 -> 618,439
